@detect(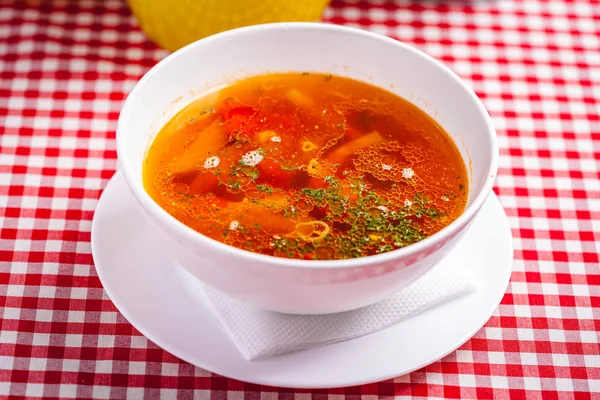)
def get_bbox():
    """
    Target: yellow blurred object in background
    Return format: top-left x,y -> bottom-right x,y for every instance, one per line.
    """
127,0 -> 331,52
